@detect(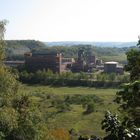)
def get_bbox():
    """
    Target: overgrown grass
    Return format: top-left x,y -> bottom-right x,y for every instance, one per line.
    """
18,85 -> 120,137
